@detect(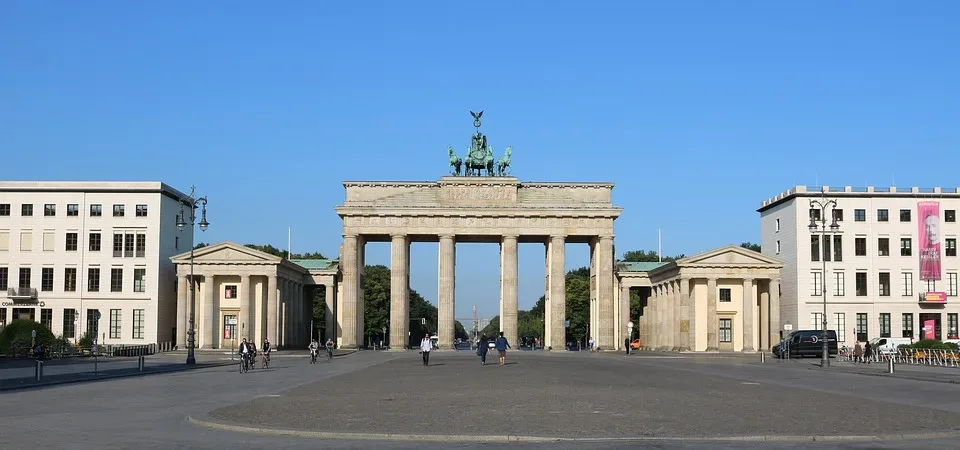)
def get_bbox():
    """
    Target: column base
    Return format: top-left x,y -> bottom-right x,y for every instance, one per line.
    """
671,347 -> 680,352
741,347 -> 756,353
705,347 -> 720,352
677,347 -> 691,352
